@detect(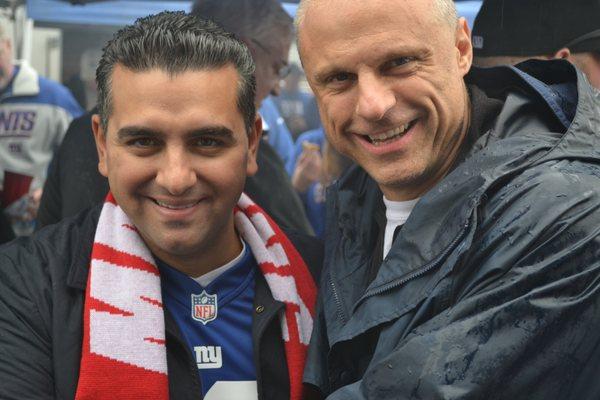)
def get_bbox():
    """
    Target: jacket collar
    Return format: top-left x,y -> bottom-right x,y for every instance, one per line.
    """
66,205 -> 102,290
7,60 -> 39,97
